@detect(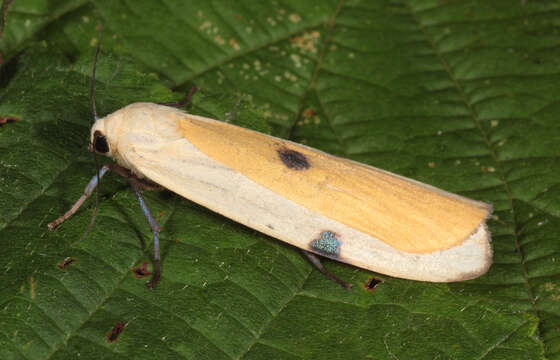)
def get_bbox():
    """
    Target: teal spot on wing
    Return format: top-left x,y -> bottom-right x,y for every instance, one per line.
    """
310,231 -> 341,256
